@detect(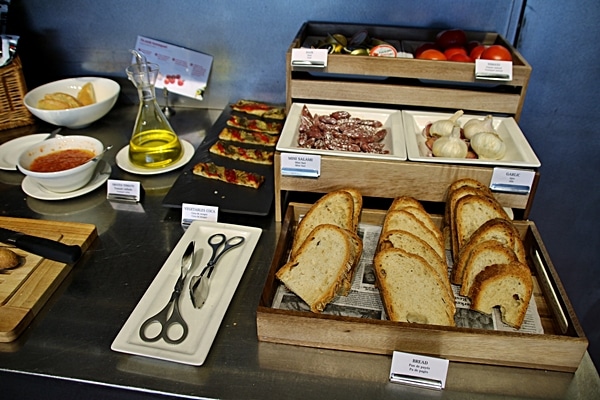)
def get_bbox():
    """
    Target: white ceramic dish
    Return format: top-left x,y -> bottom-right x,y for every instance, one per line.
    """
23,77 -> 120,129
111,220 -> 262,366
115,140 -> 194,175
21,160 -> 111,200
17,135 -> 106,192
0,133 -> 63,171
276,103 -> 407,161
402,110 -> 541,168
